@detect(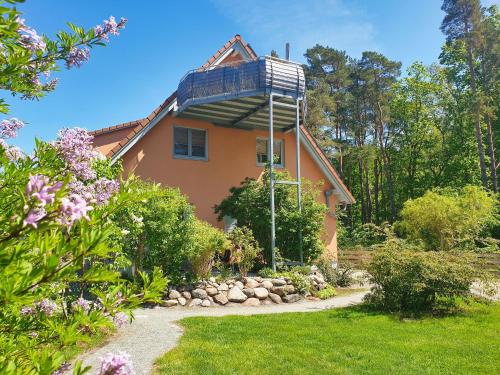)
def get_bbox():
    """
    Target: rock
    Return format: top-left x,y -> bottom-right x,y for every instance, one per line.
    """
254,287 -> 269,299
217,283 -> 229,291
206,286 -> 218,296
272,278 -> 287,286
243,288 -> 255,297
162,299 -> 178,307
214,293 -> 229,305
283,294 -> 301,303
189,298 -> 202,307
262,299 -> 273,305
244,278 -> 260,288
254,276 -> 263,283
310,274 -> 325,284
168,290 -> 181,299
242,298 -> 260,306
192,288 -> 208,299
271,286 -> 286,296
284,285 -> 296,294
227,286 -> 247,302
261,280 -> 273,289
178,297 -> 187,306
268,293 -> 283,304
181,291 -> 192,300
201,299 -> 211,307
207,296 -> 214,302
209,277 -> 216,283
234,281 -> 244,289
